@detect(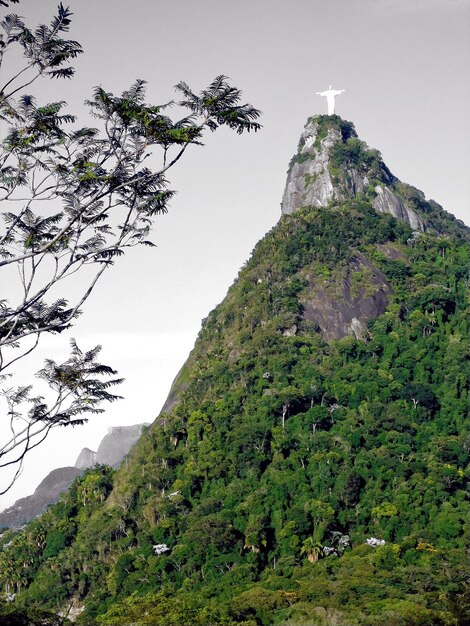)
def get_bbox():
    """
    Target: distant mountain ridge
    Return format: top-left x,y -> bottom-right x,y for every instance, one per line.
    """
0,424 -> 146,528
